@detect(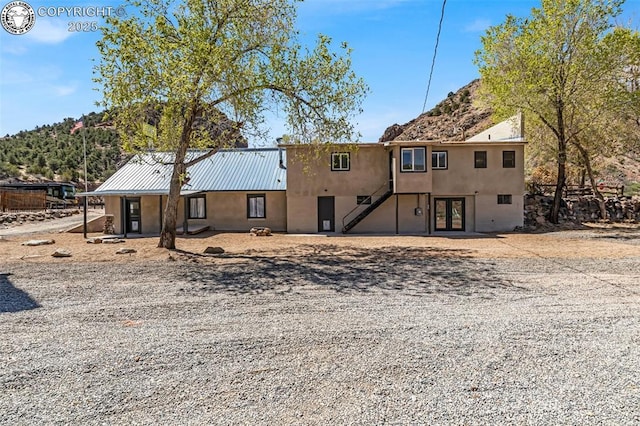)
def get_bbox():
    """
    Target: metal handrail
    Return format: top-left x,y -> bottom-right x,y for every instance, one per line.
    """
341,180 -> 392,229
